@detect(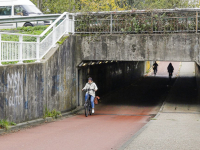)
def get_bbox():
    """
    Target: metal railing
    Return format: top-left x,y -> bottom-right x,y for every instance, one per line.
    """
2,8 -> 200,64
0,14 -> 61,24
75,8 -> 200,34
0,12 -> 75,64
